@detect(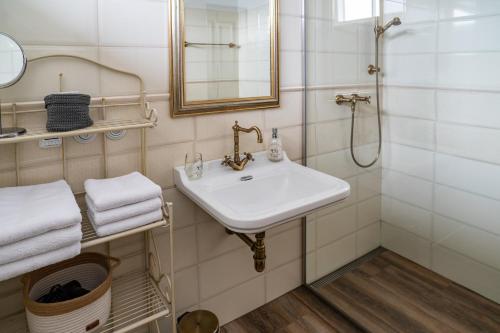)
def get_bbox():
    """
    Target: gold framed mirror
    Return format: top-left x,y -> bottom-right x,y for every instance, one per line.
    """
169,0 -> 280,117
